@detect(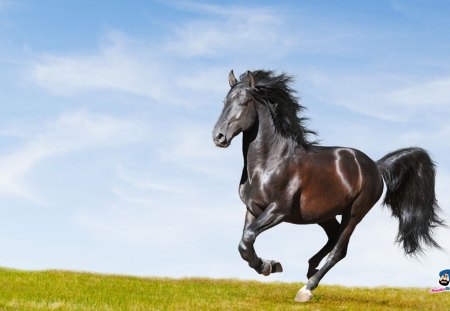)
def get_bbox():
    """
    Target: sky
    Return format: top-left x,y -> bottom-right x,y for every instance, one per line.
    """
0,0 -> 449,288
